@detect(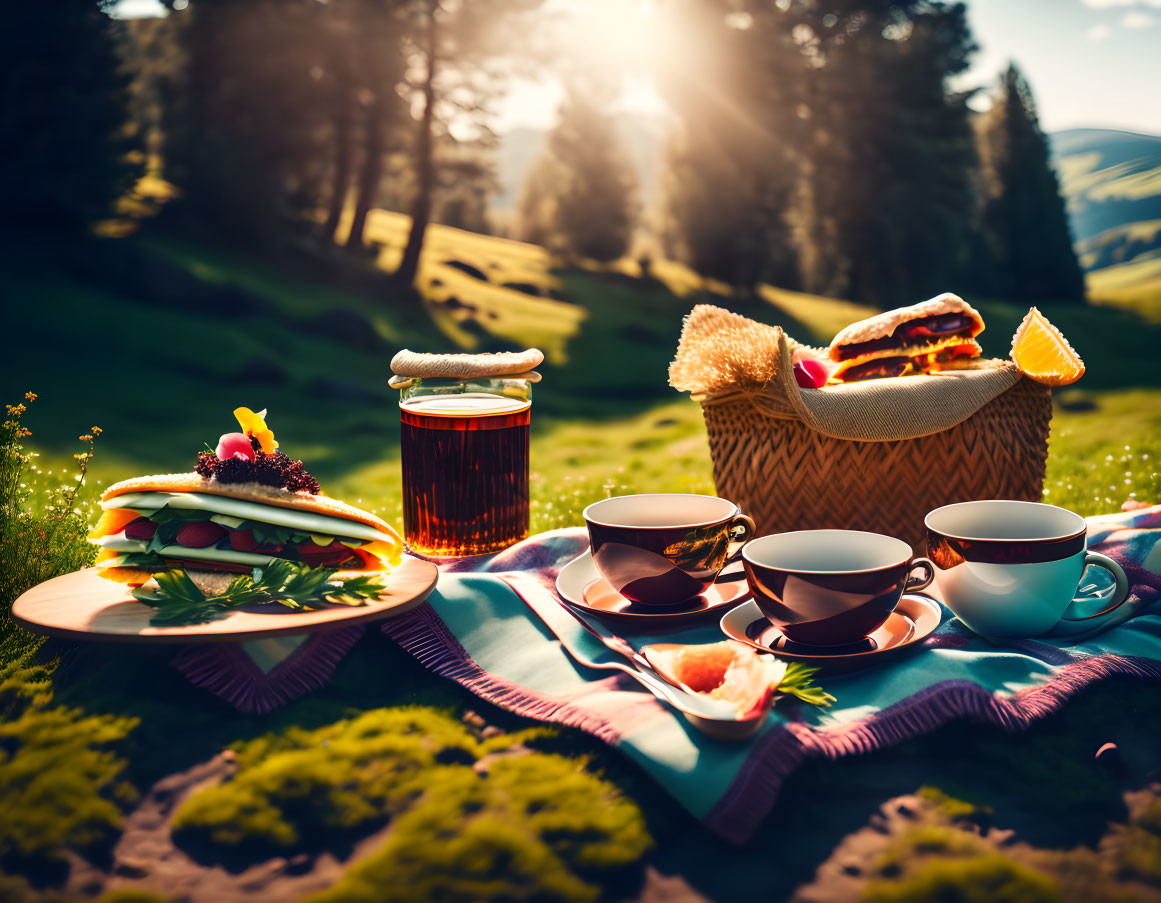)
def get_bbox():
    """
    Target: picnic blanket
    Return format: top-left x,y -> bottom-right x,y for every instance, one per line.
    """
382,504 -> 1161,844
173,504 -> 1161,843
